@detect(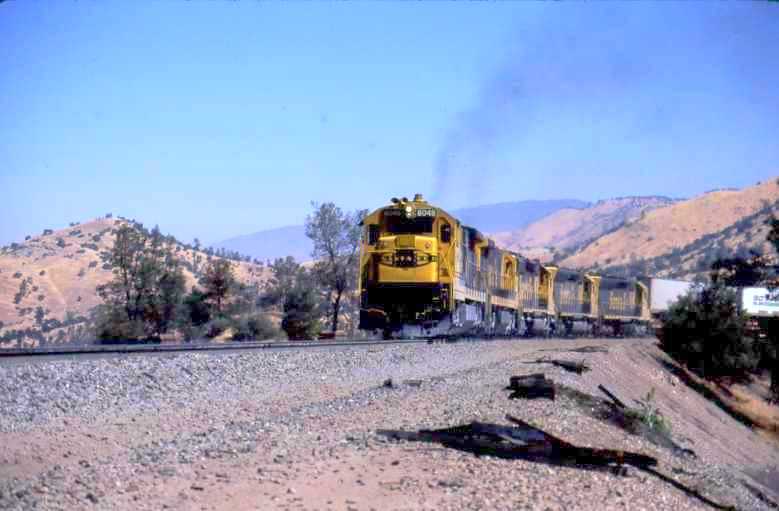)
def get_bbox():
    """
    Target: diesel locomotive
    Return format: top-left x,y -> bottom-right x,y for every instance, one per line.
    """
358,194 -> 650,338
